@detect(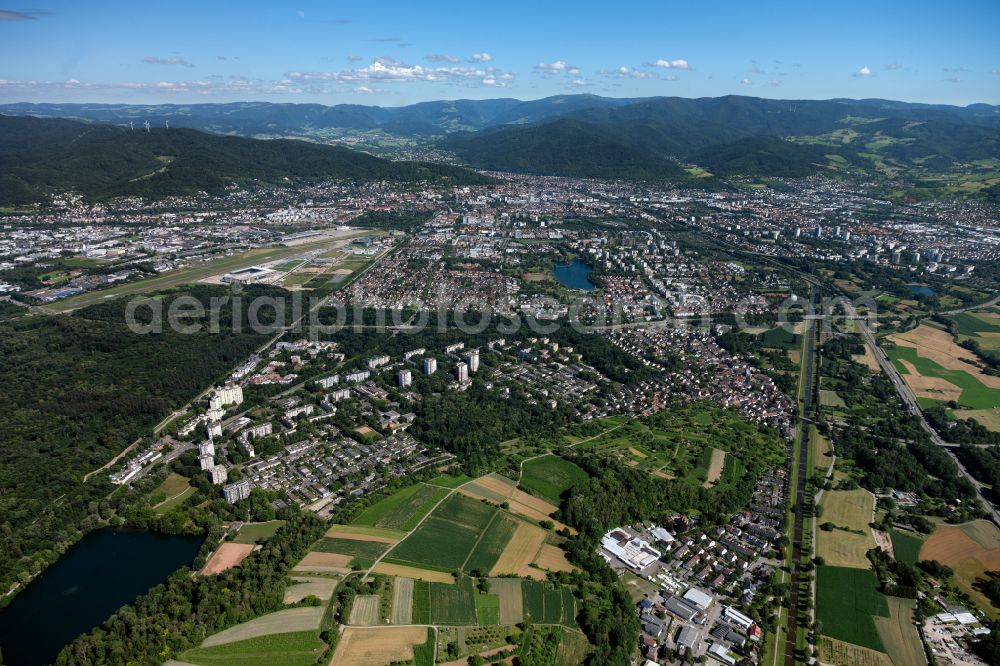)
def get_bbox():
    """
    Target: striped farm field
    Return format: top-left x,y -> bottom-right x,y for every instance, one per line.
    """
331,627 -> 430,666
372,561 -> 456,584
312,537 -> 389,560
489,522 -> 547,578
294,551 -> 352,571
325,524 -> 405,542
463,513 -> 518,574
348,595 -> 381,626
920,520 -> 1000,616
391,577 -> 414,625
283,577 -> 337,604
489,577 -> 524,625
351,483 -> 450,531
179,630 -> 325,666
534,544 -> 575,574
388,494 -> 498,571
200,607 -> 325,647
